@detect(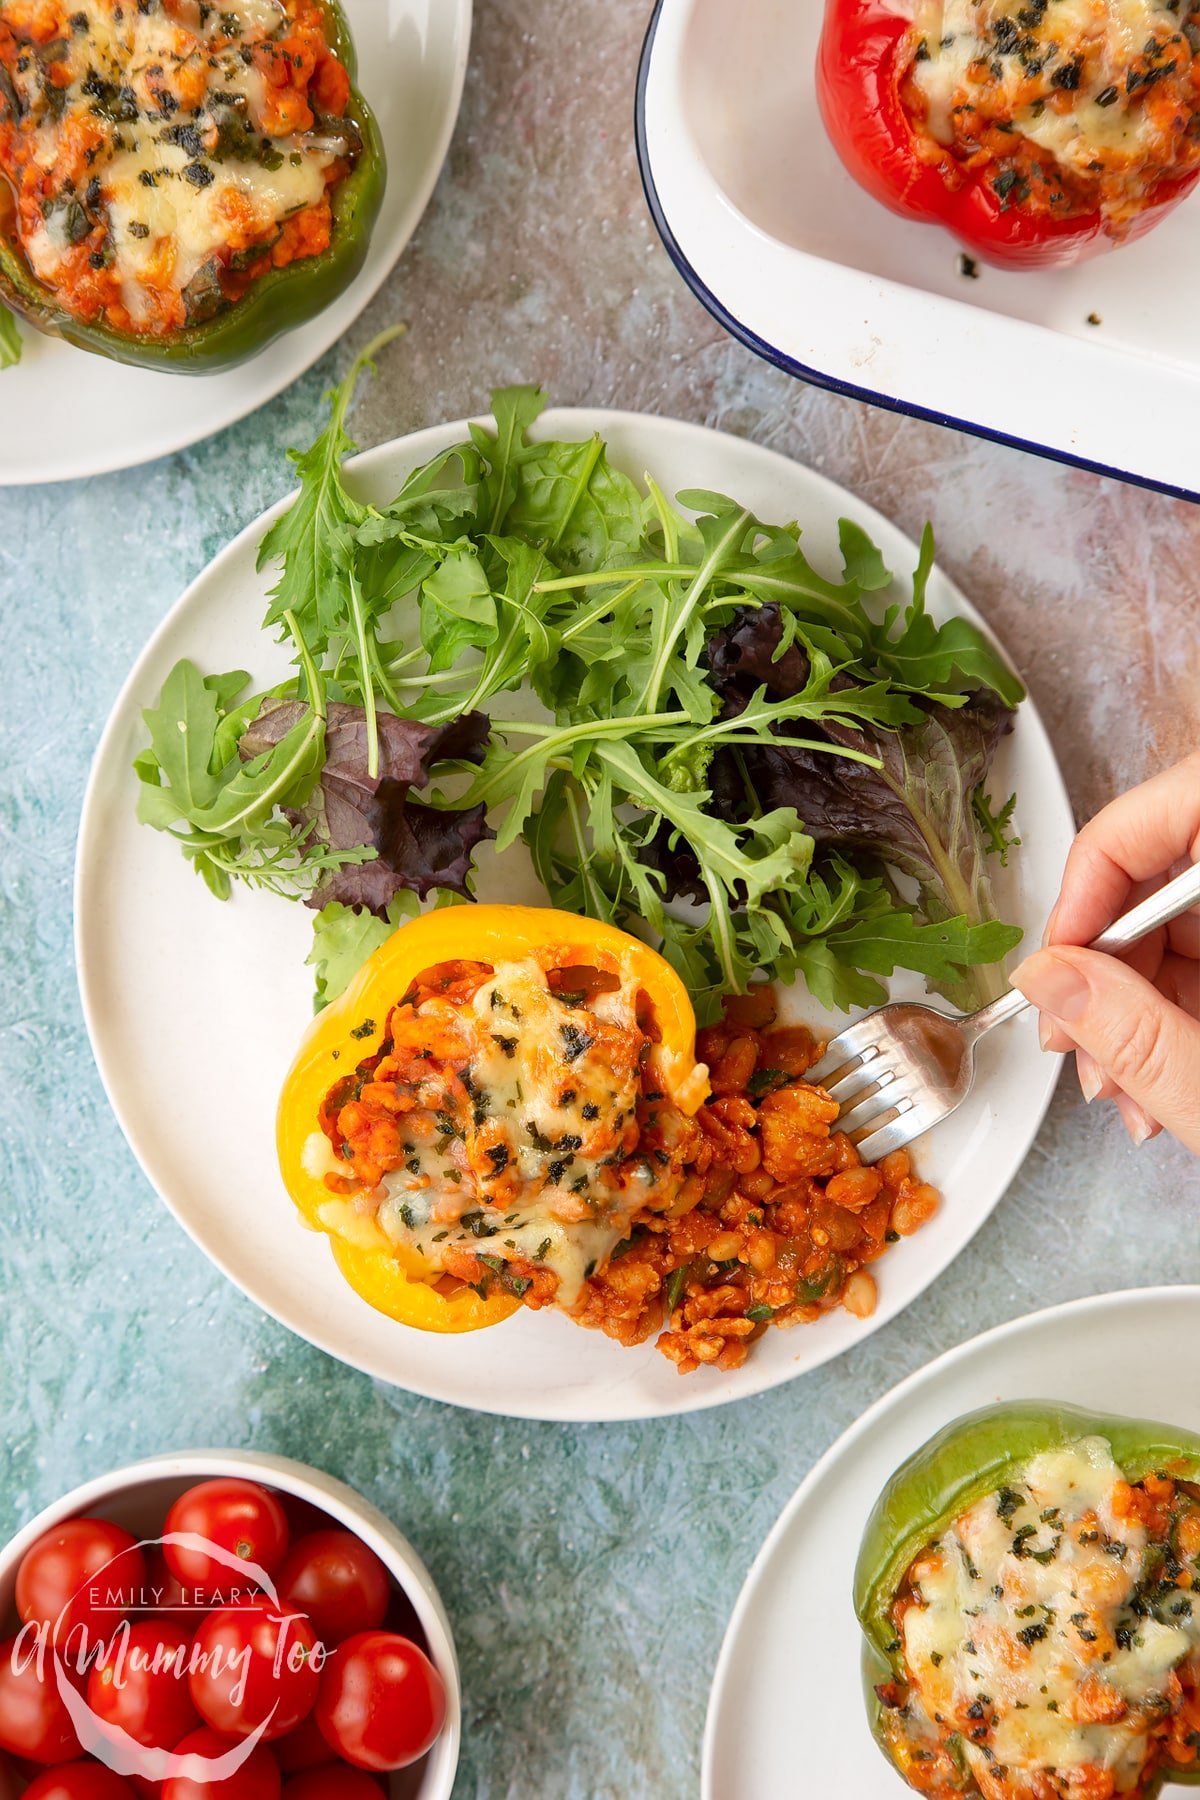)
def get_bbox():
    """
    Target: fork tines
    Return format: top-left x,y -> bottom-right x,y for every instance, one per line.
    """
806,1030 -> 923,1162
